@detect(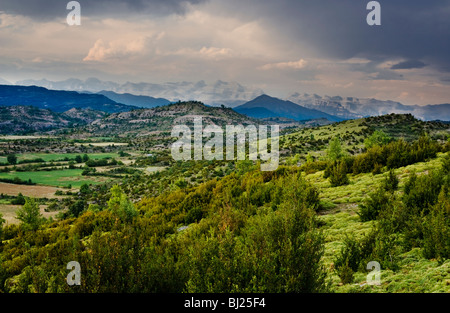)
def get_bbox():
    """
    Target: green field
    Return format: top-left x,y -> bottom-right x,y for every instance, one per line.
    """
0,169 -> 111,188
15,152 -> 119,162
1,152 -> 120,164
